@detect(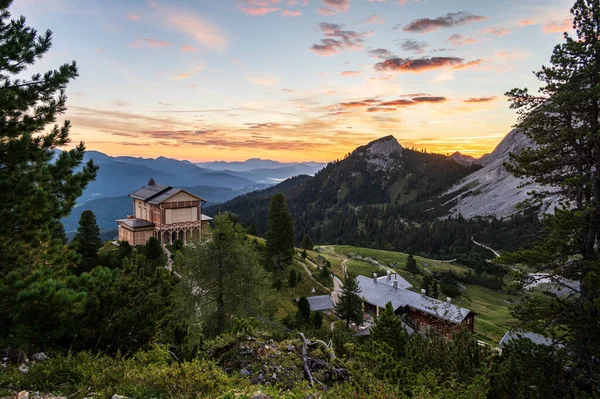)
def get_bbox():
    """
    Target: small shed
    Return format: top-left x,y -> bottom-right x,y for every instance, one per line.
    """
306,295 -> 335,314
